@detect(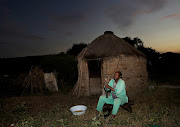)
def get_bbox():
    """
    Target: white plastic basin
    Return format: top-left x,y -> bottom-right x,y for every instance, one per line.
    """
70,105 -> 87,115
